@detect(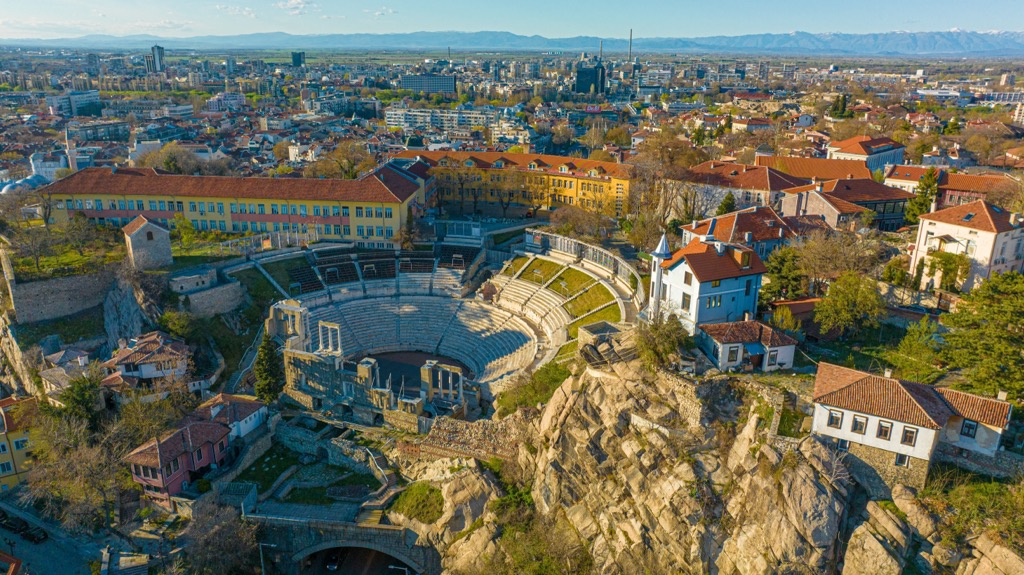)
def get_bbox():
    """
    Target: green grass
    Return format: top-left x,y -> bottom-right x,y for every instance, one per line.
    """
230,267 -> 281,307
260,257 -> 308,291
520,258 -> 563,285
283,466 -> 380,504
555,340 -> 578,360
14,305 -> 105,348
804,323 -> 908,372
567,304 -> 621,339
491,229 -> 523,246
921,463 -> 1024,553
502,256 -> 530,276
877,500 -> 908,522
496,361 -> 572,416
551,267 -> 593,294
564,284 -> 615,317
161,253 -> 234,272
235,443 -> 301,492
12,240 -> 125,282
776,407 -> 807,438
390,482 -> 444,523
